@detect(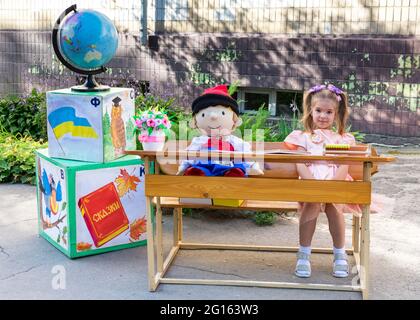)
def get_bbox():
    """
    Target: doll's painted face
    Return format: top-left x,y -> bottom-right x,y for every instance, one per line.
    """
193,105 -> 241,136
